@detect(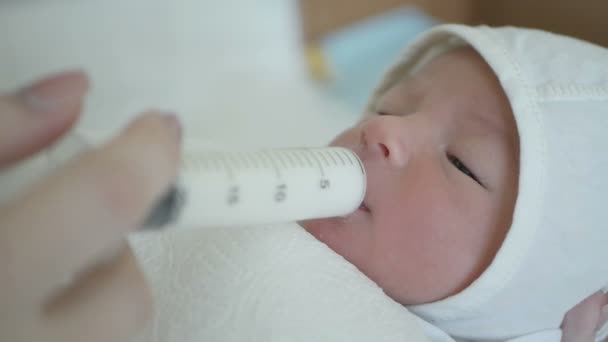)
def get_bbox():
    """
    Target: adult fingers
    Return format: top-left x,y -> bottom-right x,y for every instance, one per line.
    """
0,70 -> 88,169
0,111 -> 181,301
42,247 -> 153,342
